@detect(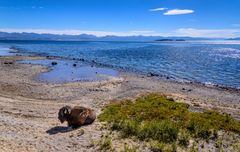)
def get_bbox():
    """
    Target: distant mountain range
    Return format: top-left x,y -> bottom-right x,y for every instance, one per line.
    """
0,31 -> 226,41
